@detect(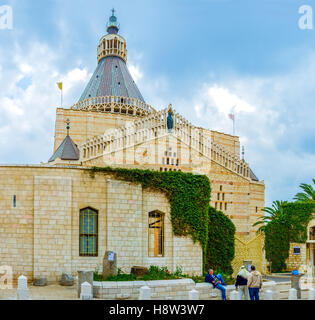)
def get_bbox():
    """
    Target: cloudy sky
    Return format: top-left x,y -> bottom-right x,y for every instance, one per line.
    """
0,0 -> 315,206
